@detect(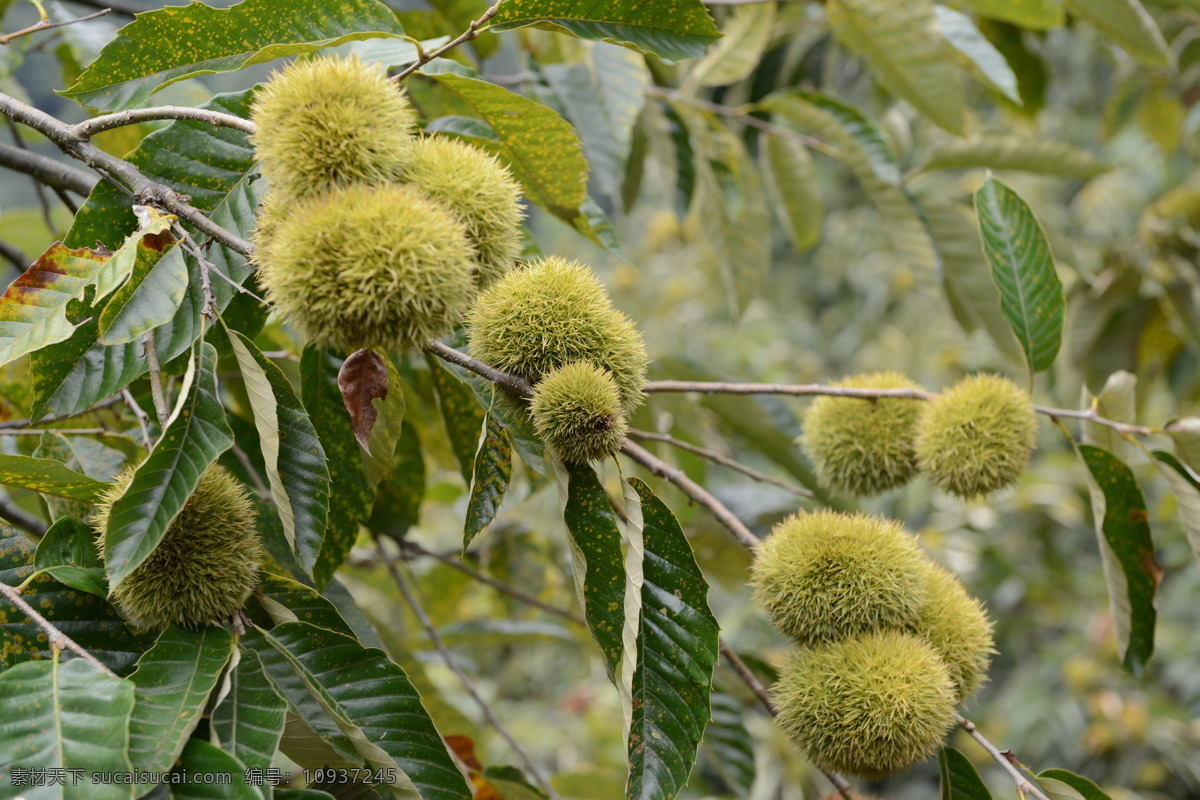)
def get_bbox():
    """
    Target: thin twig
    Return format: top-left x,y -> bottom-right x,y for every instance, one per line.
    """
393,0 -> 507,81
0,427 -> 107,436
71,106 -> 256,139
52,186 -> 80,214
956,714 -> 1052,800
0,141 -> 95,195
401,541 -> 585,626
0,580 -> 118,676
231,444 -> 271,501
0,8 -> 110,46
64,0 -> 143,15
1032,404 -> 1155,437
620,439 -> 761,550
628,430 -> 812,498
120,388 -> 152,449
376,538 -> 563,800
0,500 -> 47,536
424,340 -> 534,396
142,334 -> 169,428
646,86 -> 833,156
0,93 -> 253,257
718,640 -> 854,799
0,395 -> 125,430
5,117 -> 55,231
